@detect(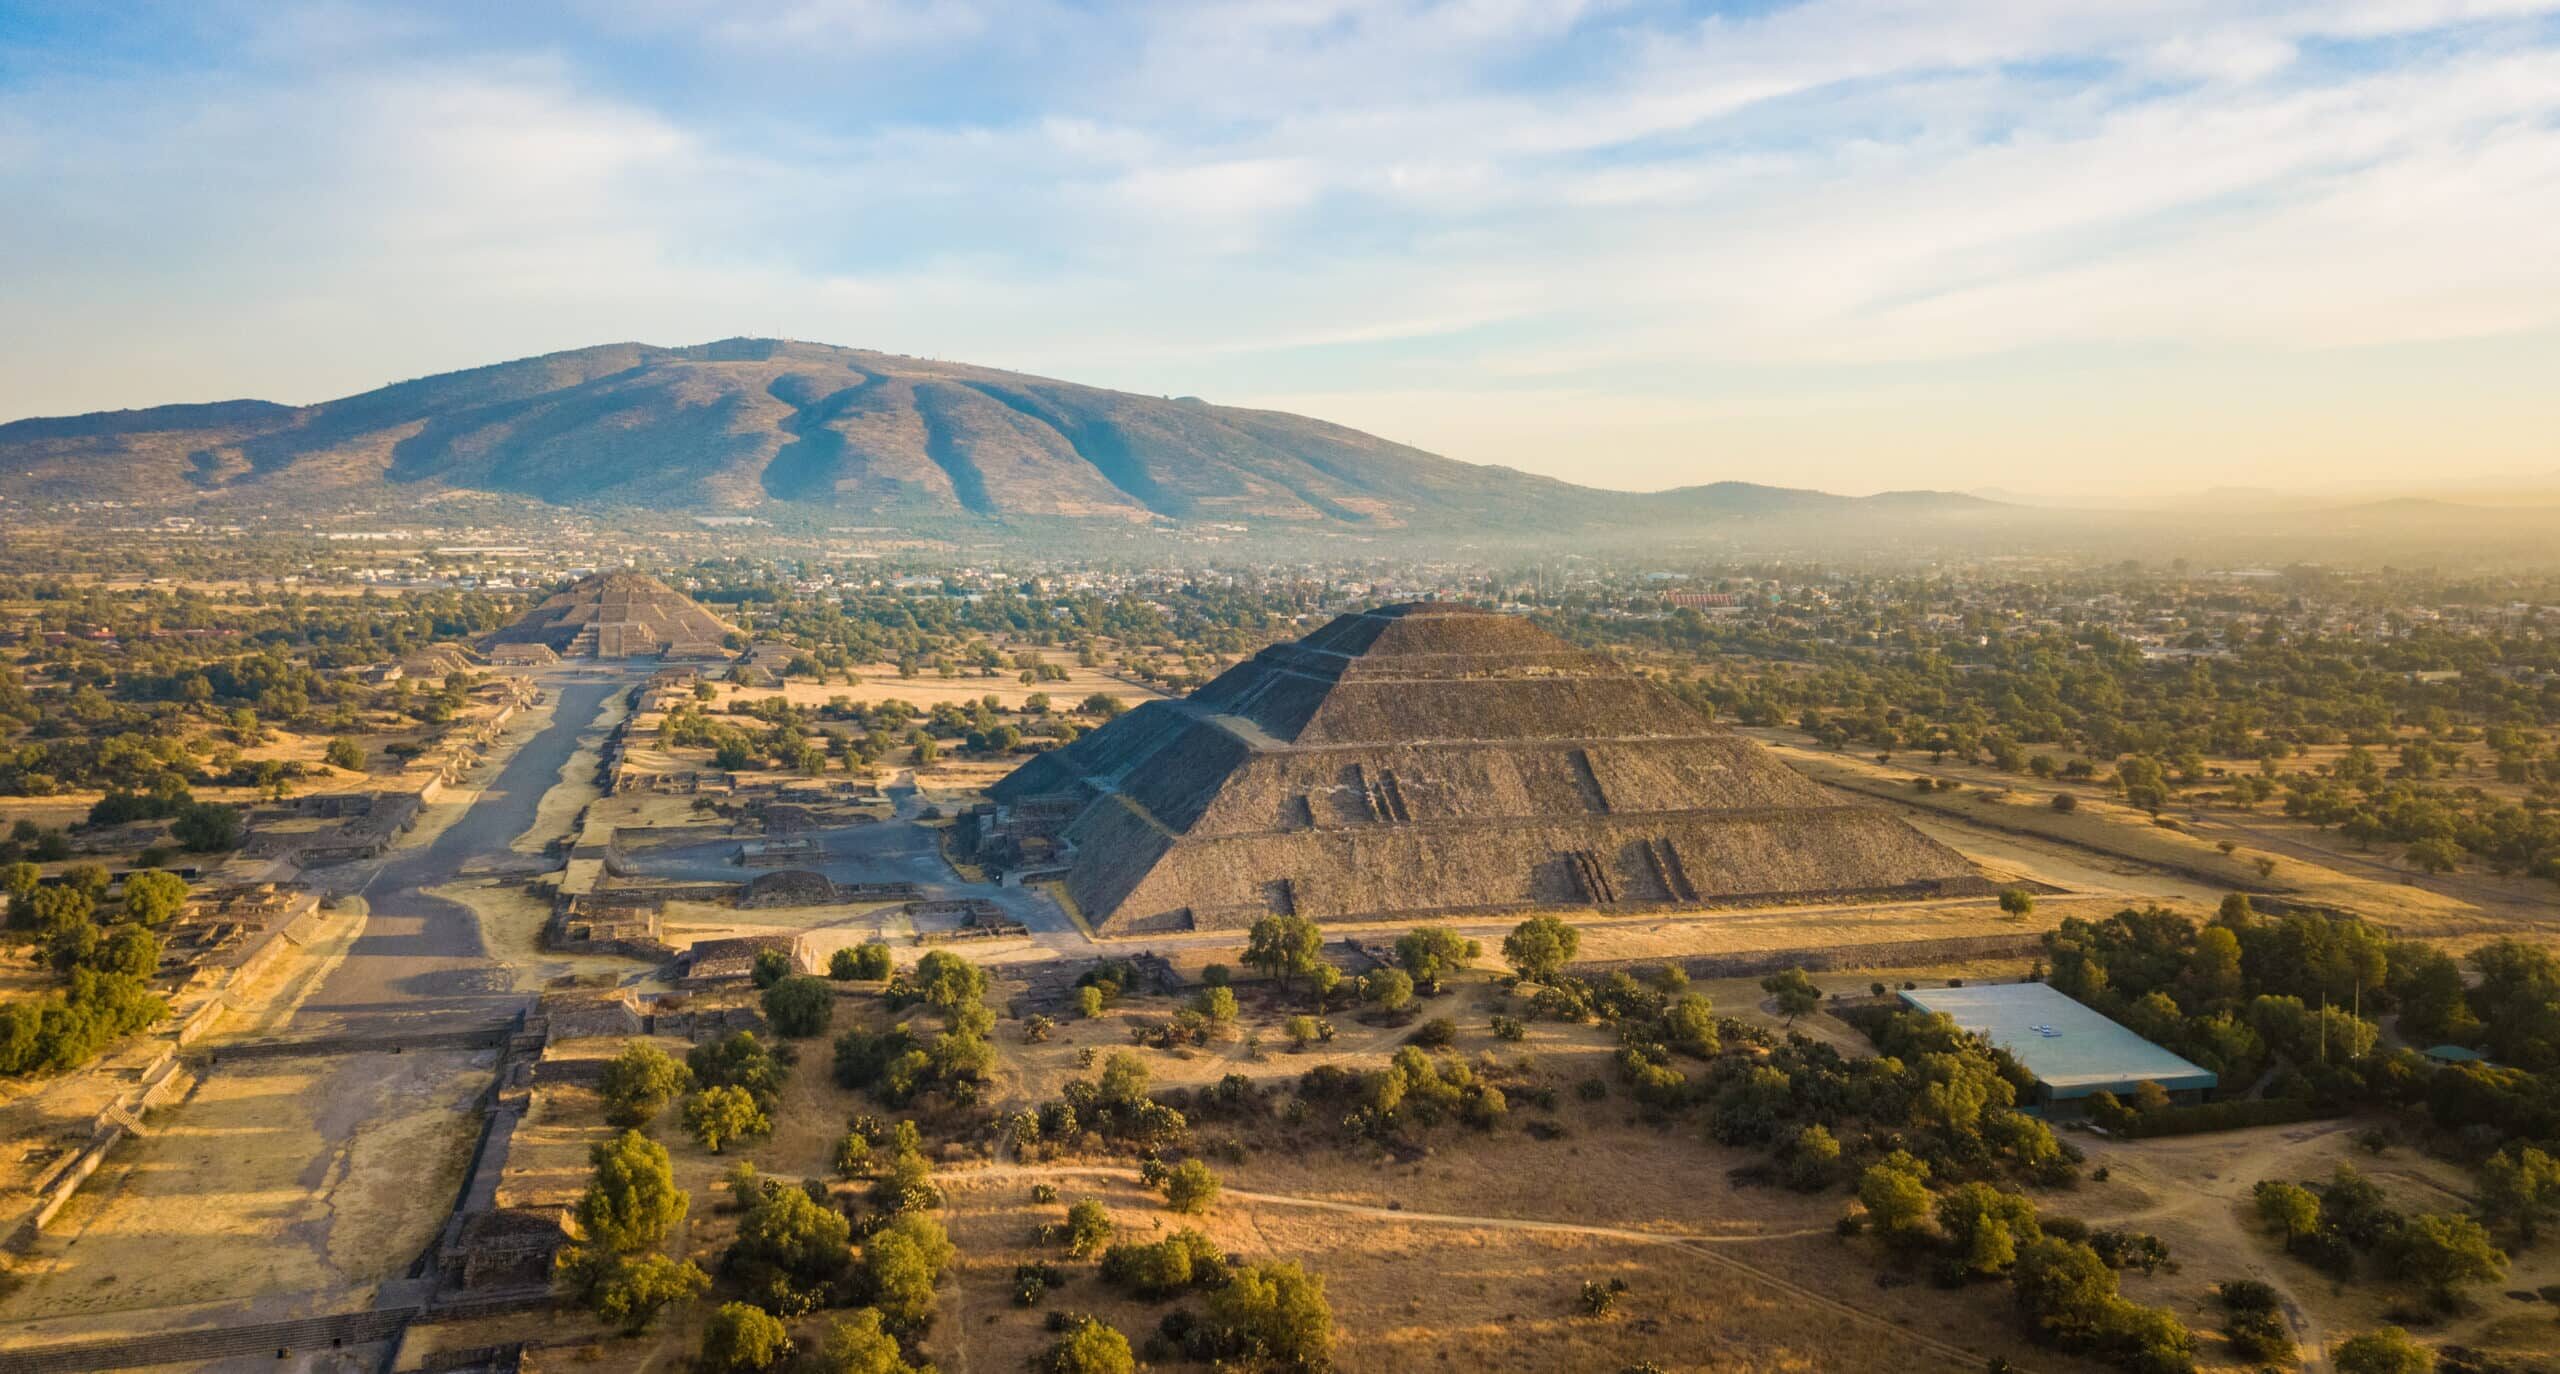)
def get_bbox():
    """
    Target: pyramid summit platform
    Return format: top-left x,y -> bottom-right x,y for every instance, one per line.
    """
993,601 -> 1991,935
